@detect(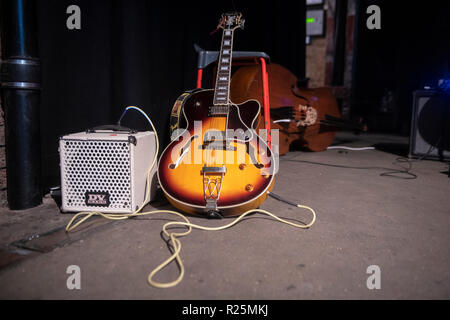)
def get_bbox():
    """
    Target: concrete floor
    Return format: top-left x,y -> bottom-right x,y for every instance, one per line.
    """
0,132 -> 449,299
